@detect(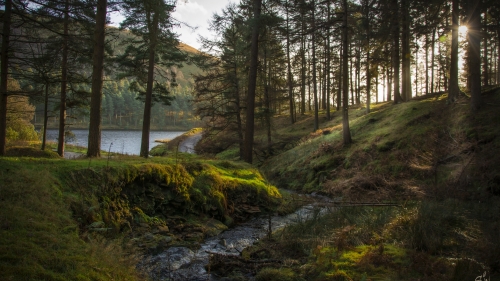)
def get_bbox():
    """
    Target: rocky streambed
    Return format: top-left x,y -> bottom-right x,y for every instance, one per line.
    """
139,193 -> 337,281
